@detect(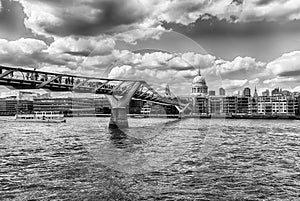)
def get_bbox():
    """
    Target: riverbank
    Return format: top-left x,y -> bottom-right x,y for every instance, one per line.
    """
2,113 -> 300,120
